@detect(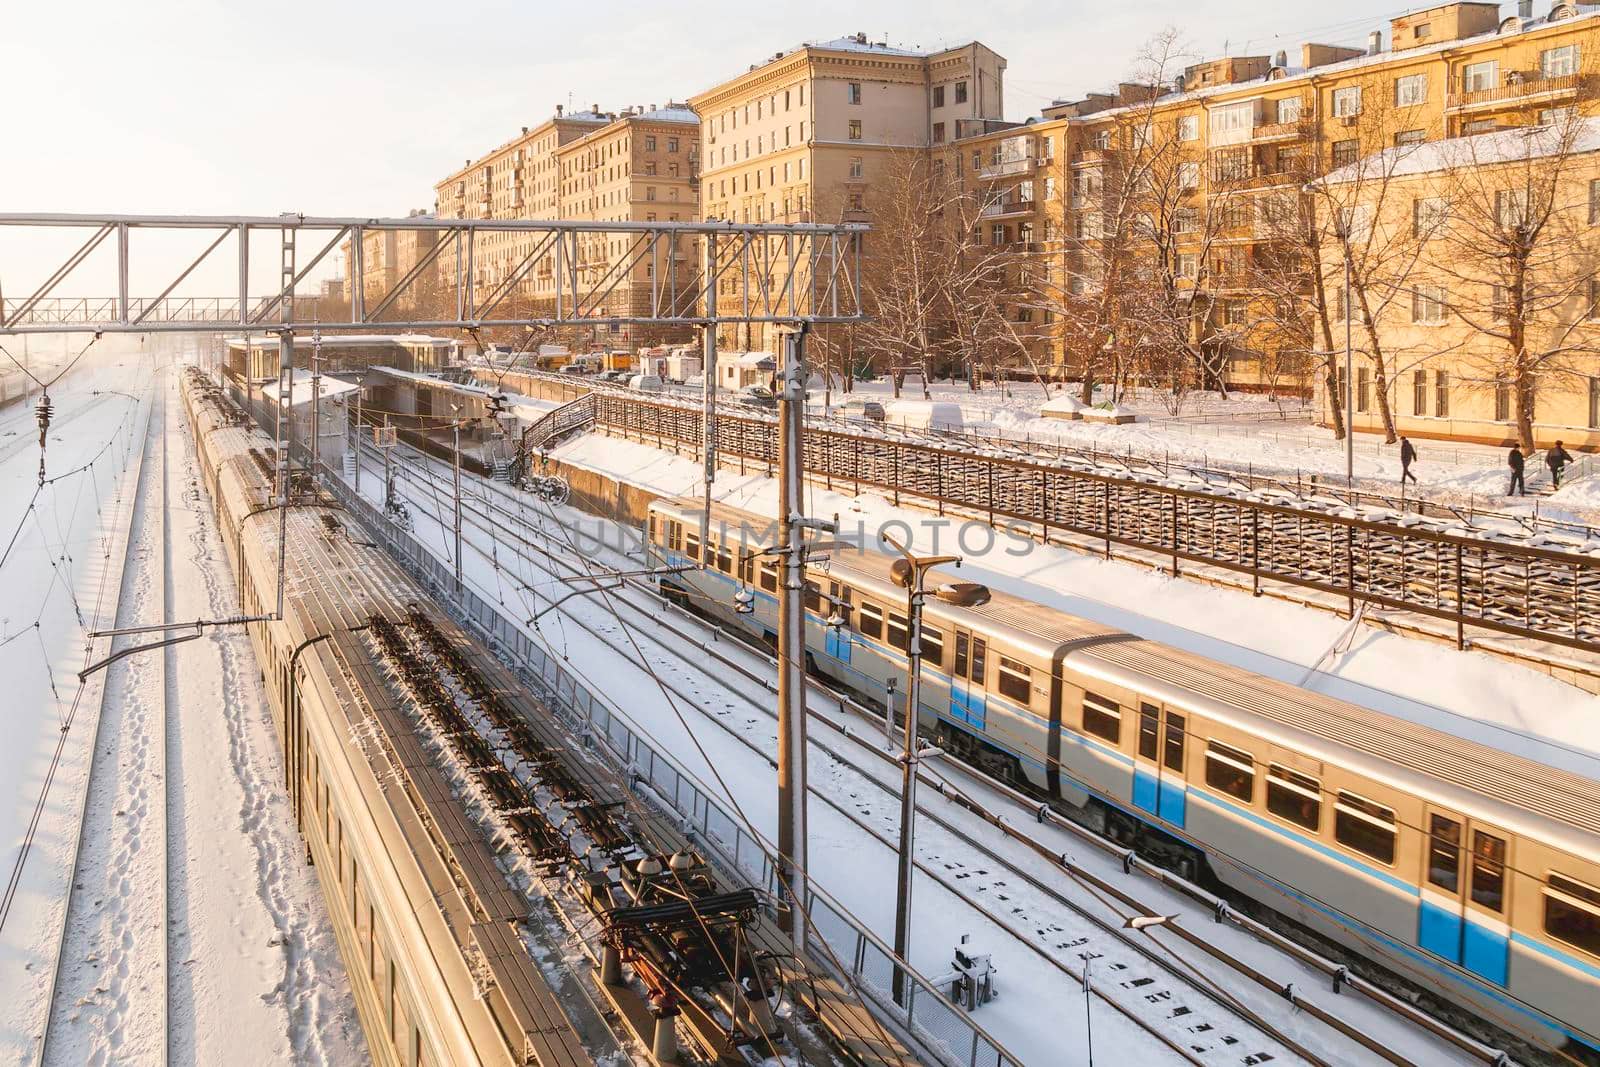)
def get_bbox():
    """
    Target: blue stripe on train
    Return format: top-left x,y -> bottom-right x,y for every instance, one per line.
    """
1419,898 -> 1463,962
